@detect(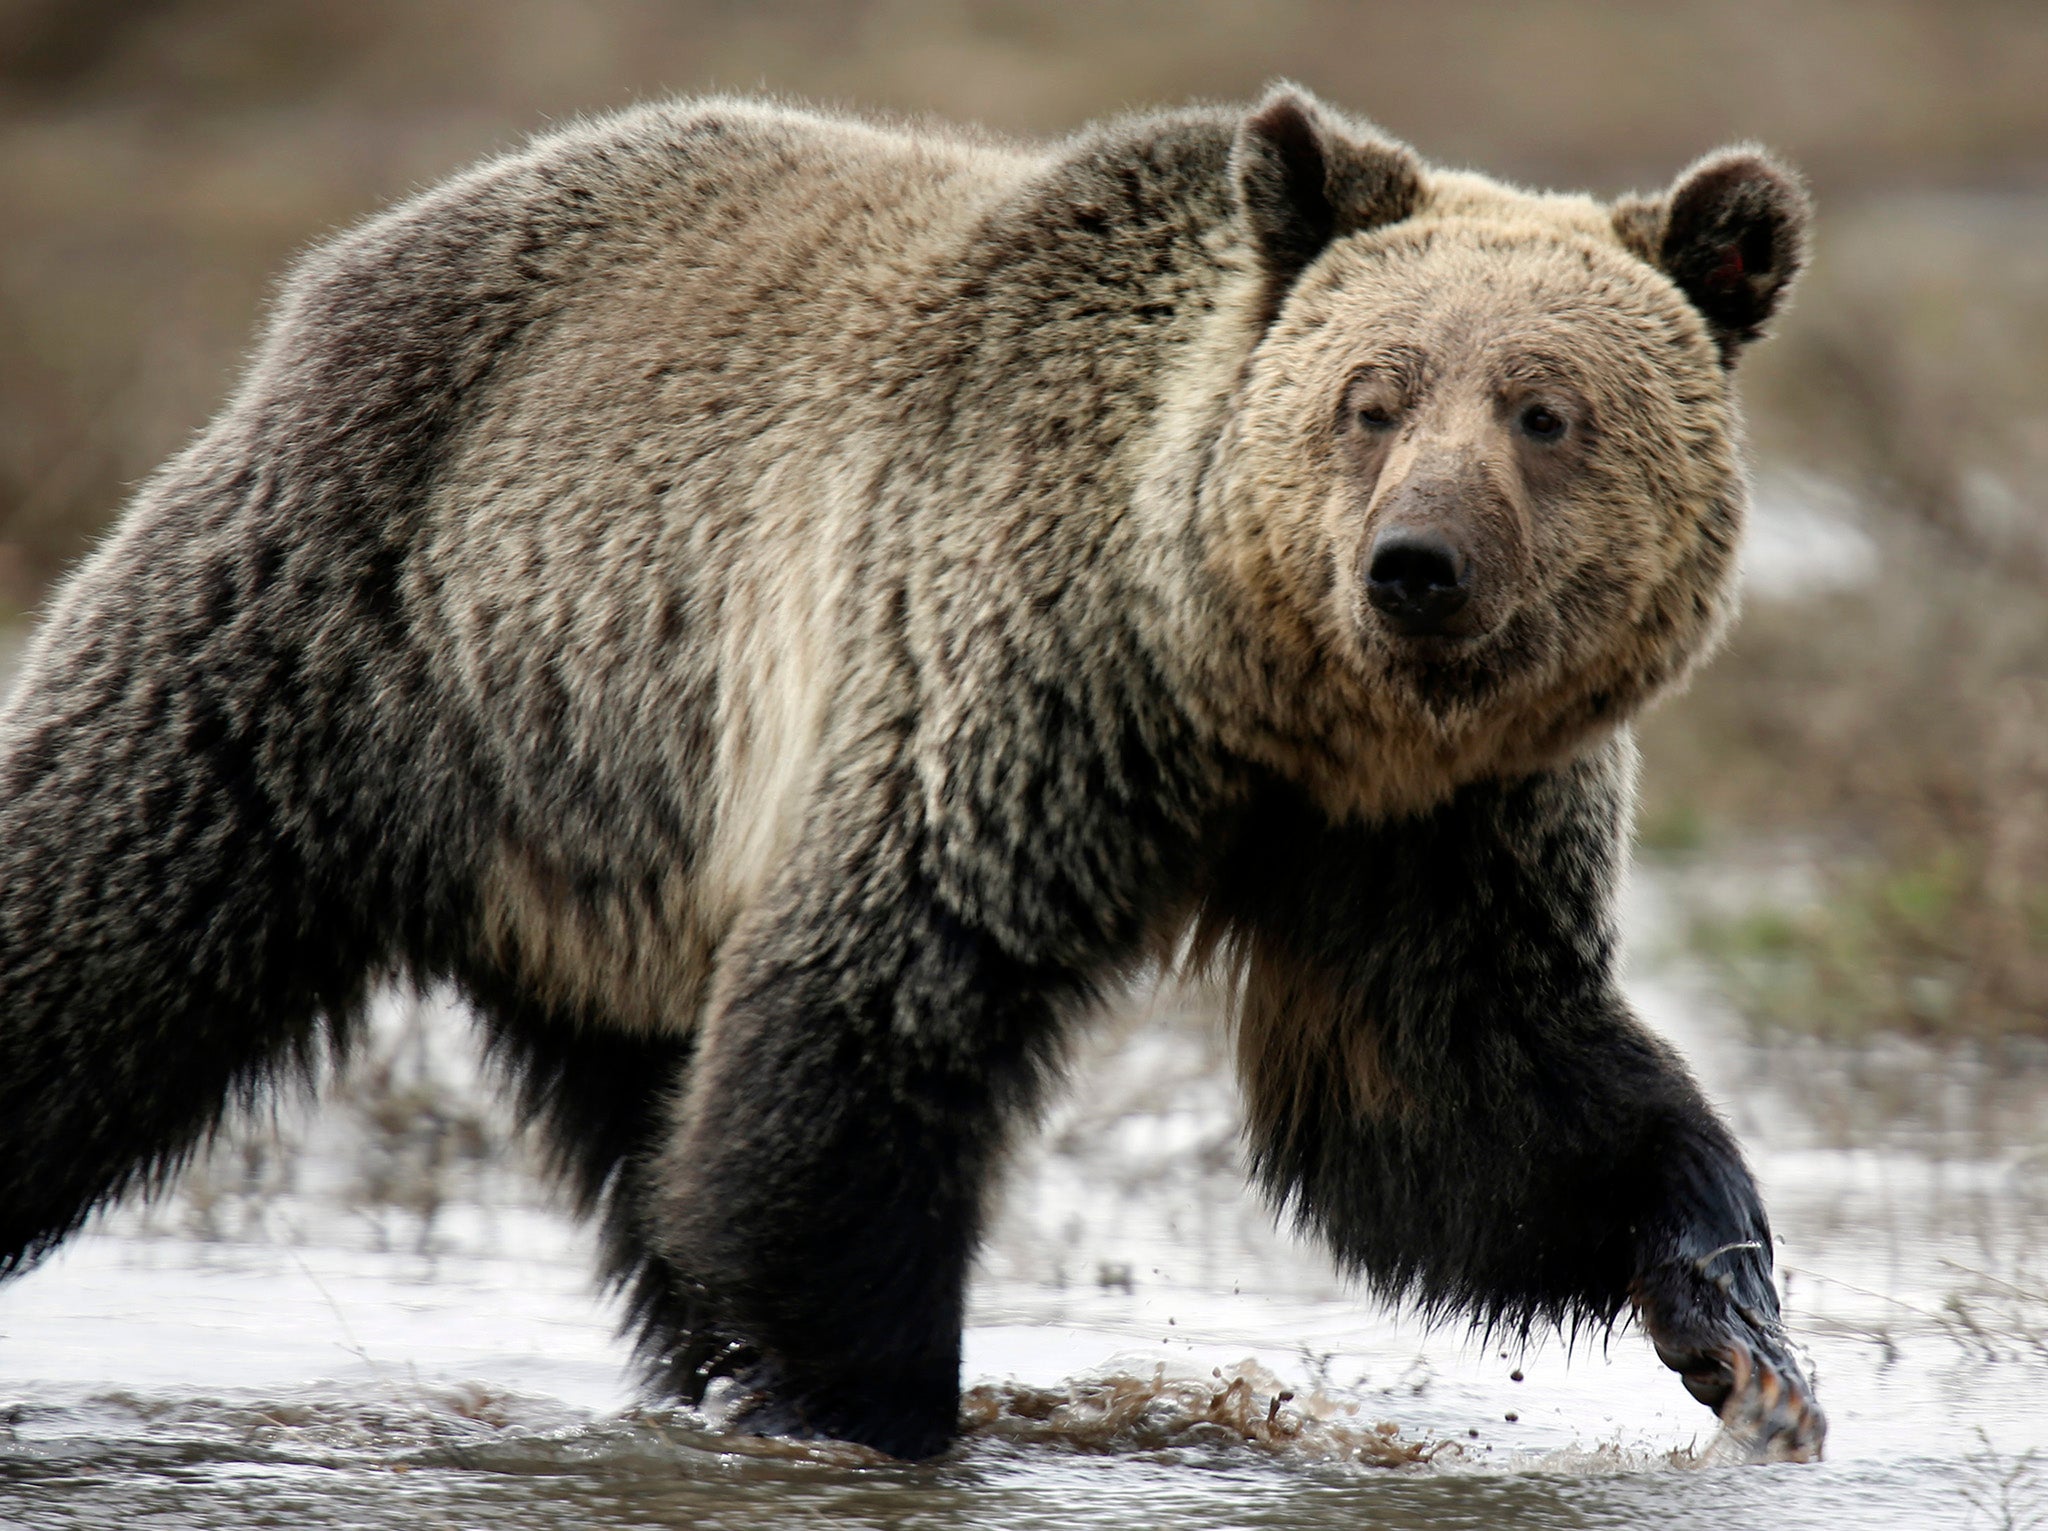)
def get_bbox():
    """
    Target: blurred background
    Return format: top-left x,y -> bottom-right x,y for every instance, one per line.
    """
2,0 -> 2043,1098
3,7 -> 2047,1518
